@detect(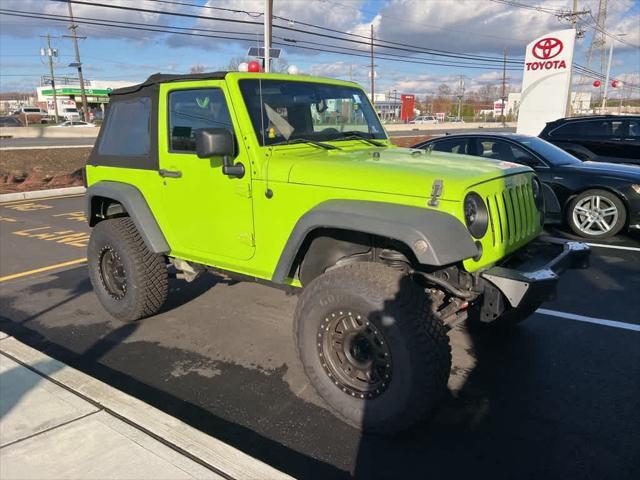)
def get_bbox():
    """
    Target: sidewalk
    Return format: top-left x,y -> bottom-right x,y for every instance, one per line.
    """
0,332 -> 292,480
